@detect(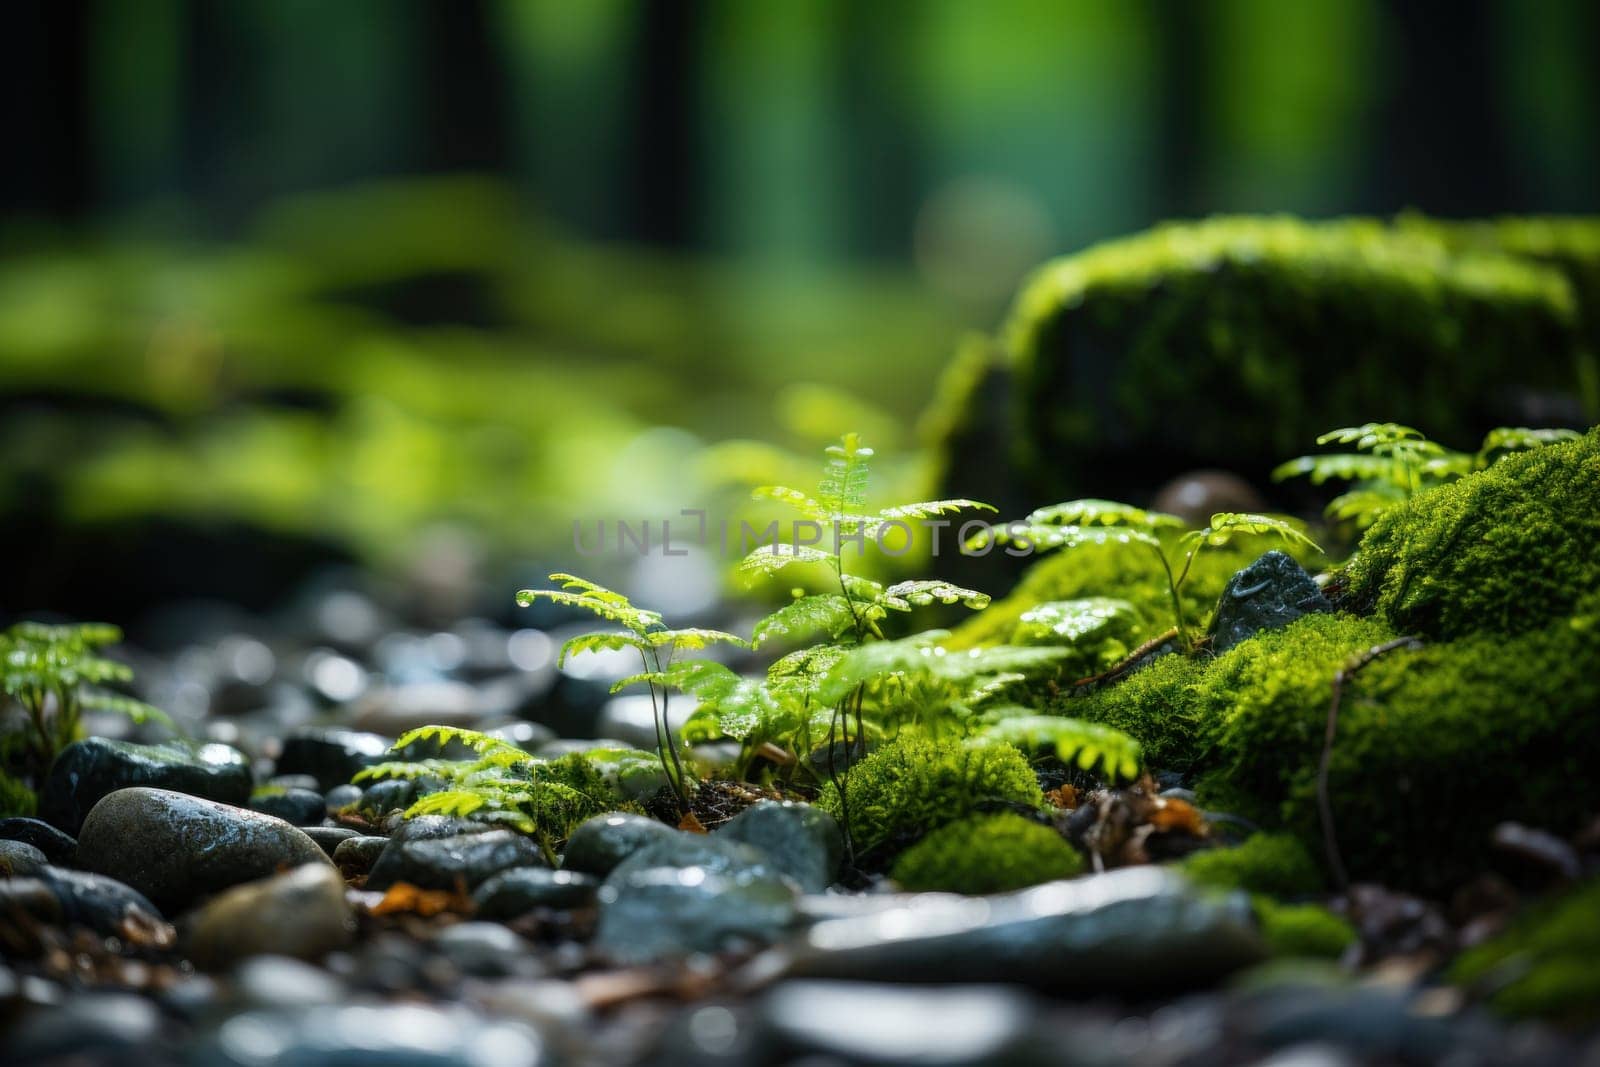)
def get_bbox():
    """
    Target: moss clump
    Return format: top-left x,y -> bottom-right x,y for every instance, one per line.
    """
1180,833 -> 1324,898
890,812 -> 1083,894
1058,603 -> 1600,893
816,736 -> 1043,859
1452,880 -> 1600,1024
1253,898 -> 1356,960
1343,428 -> 1600,639
996,216 -> 1583,502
